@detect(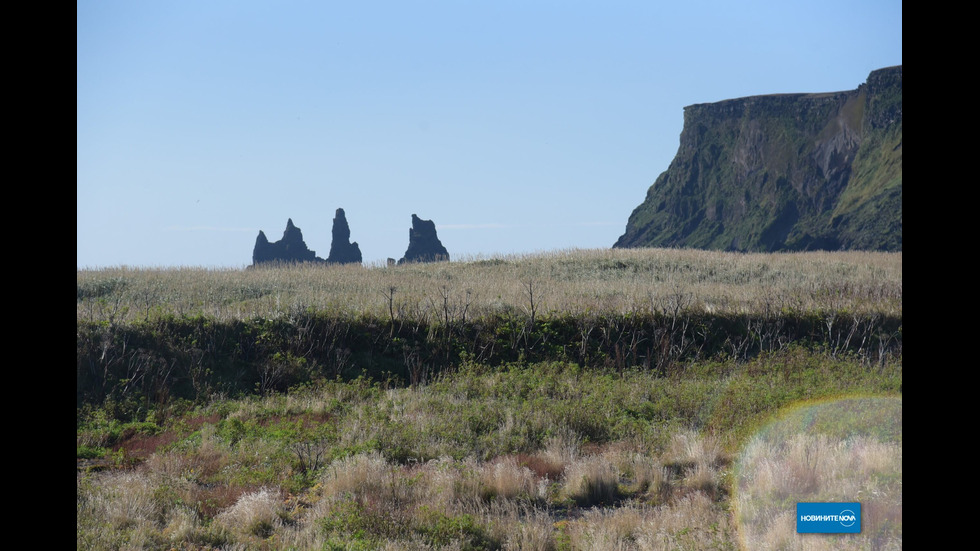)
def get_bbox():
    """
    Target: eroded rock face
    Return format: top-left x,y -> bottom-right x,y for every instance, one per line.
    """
252,218 -> 319,265
398,214 -> 449,264
326,208 -> 363,264
614,65 -> 902,252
